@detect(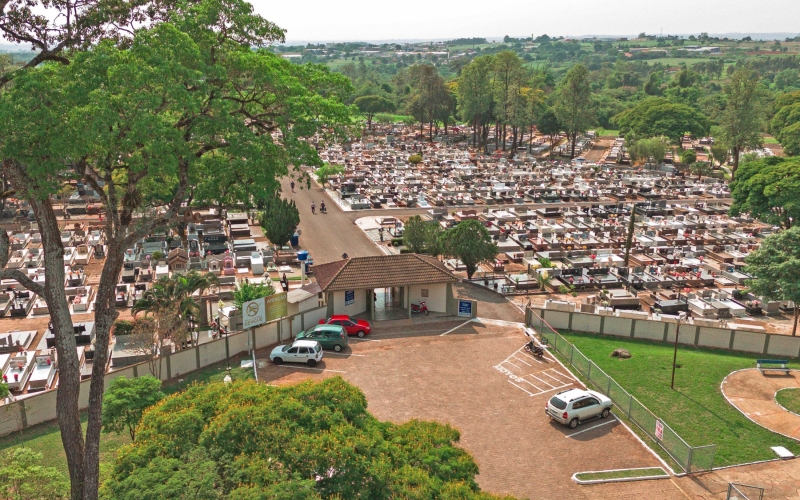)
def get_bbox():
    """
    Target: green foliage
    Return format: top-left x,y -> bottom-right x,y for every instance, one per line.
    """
628,136 -> 670,167
537,257 -> 553,268
775,388 -> 800,414
408,154 -> 423,164
729,156 -> 800,229
113,320 -> 135,337
233,280 -> 276,310
0,447 -> 69,499
718,66 -> 769,175
102,376 -> 164,441
104,378 -> 506,499
403,215 -> 428,253
679,148 -> 697,165
709,142 -> 729,166
353,95 -> 396,129
314,163 -> 344,186
260,196 -> 300,248
442,220 -> 498,279
745,227 -> 800,306
613,97 -> 709,144
554,64 -> 595,158
690,161 -> 712,180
